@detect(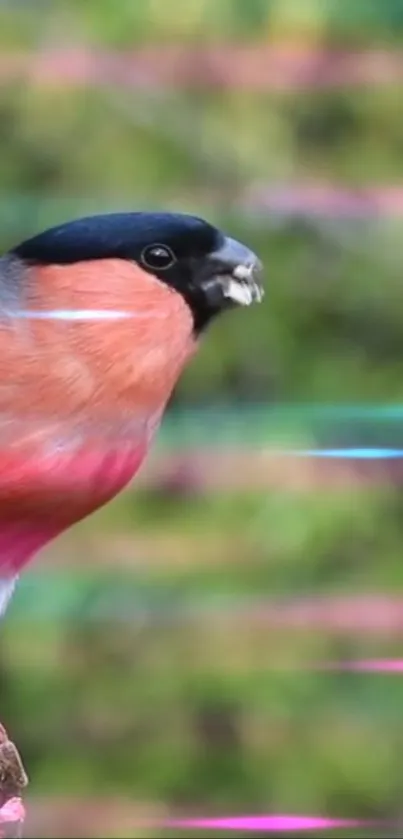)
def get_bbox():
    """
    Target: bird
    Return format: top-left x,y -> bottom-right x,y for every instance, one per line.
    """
0,211 -> 263,617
